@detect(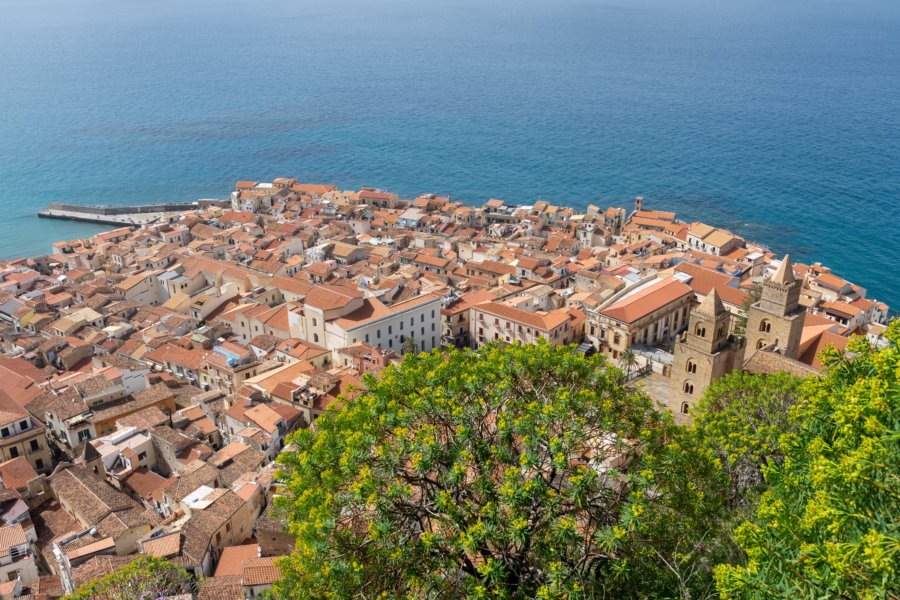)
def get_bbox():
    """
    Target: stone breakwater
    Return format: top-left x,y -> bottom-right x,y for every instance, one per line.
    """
37,201 -> 230,225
